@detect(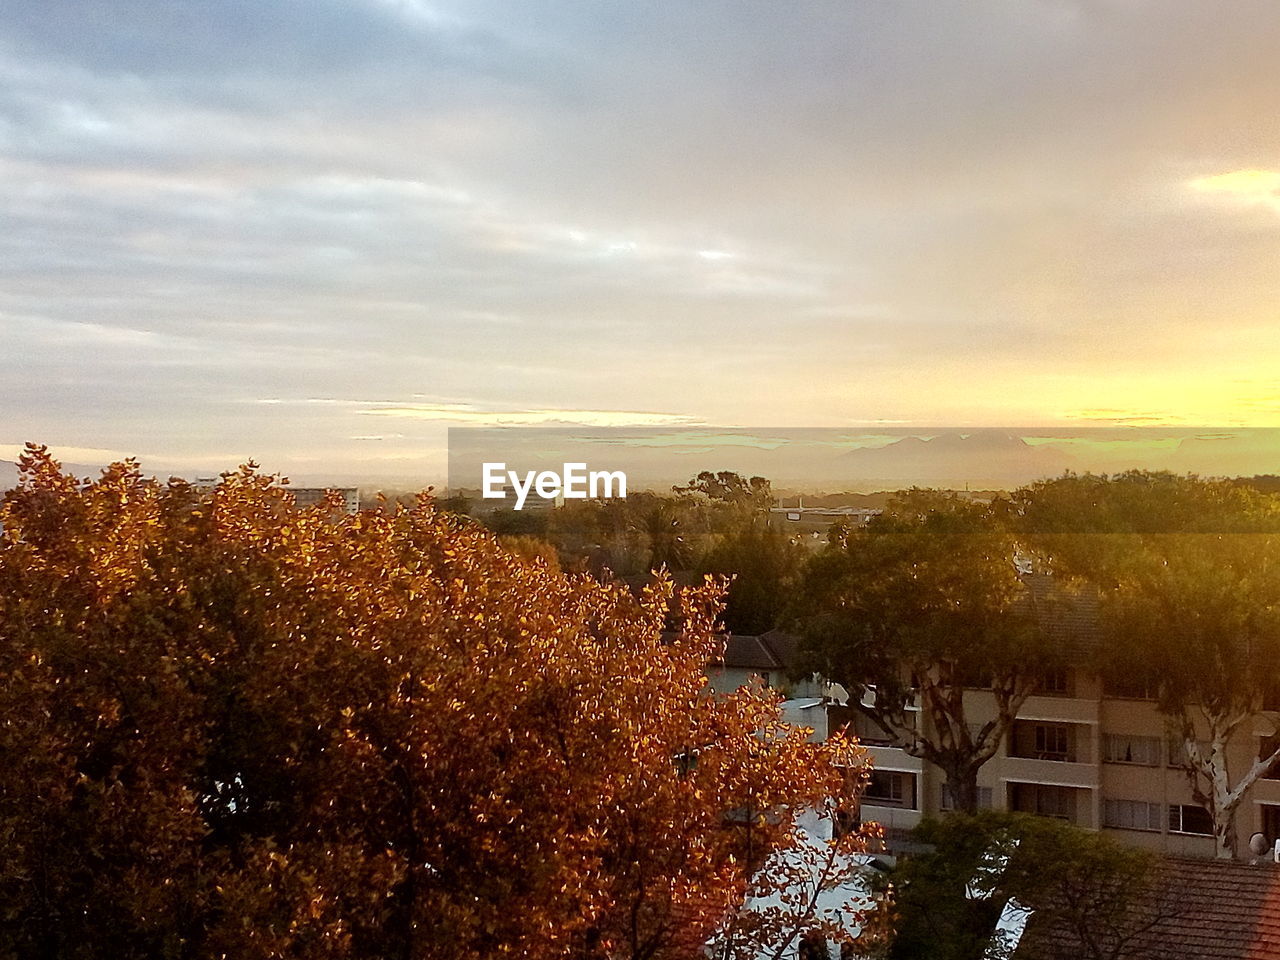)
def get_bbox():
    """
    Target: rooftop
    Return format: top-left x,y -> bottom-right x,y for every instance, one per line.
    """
1019,856 -> 1280,960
